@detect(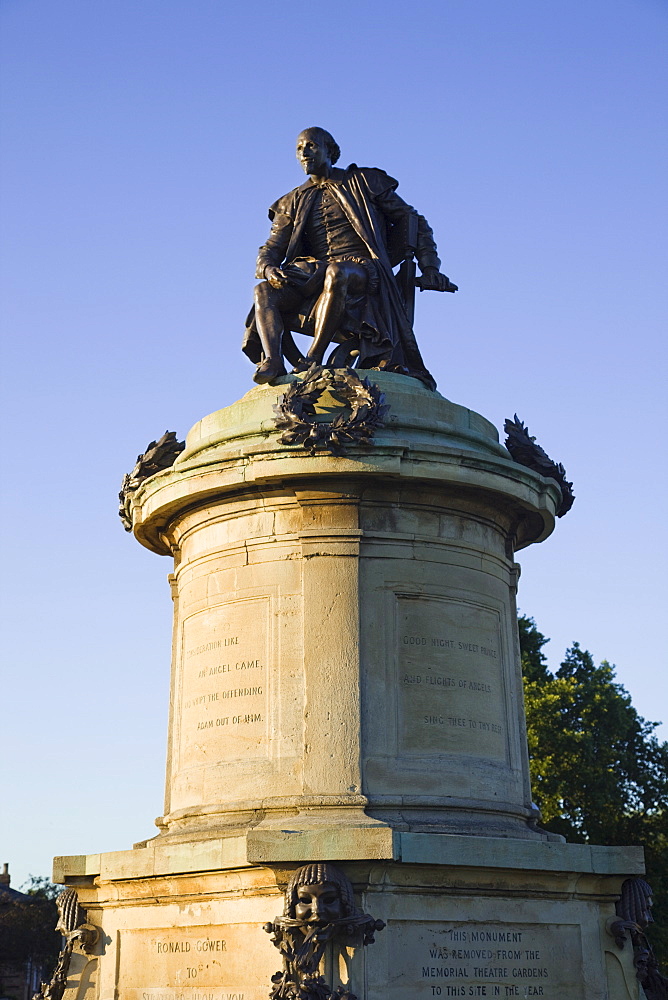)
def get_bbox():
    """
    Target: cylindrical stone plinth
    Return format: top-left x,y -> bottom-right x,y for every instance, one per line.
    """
130,372 -> 561,843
